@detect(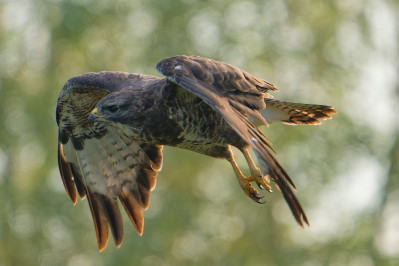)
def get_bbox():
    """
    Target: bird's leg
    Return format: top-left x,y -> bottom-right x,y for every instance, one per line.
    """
227,147 -> 263,203
242,148 -> 273,193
